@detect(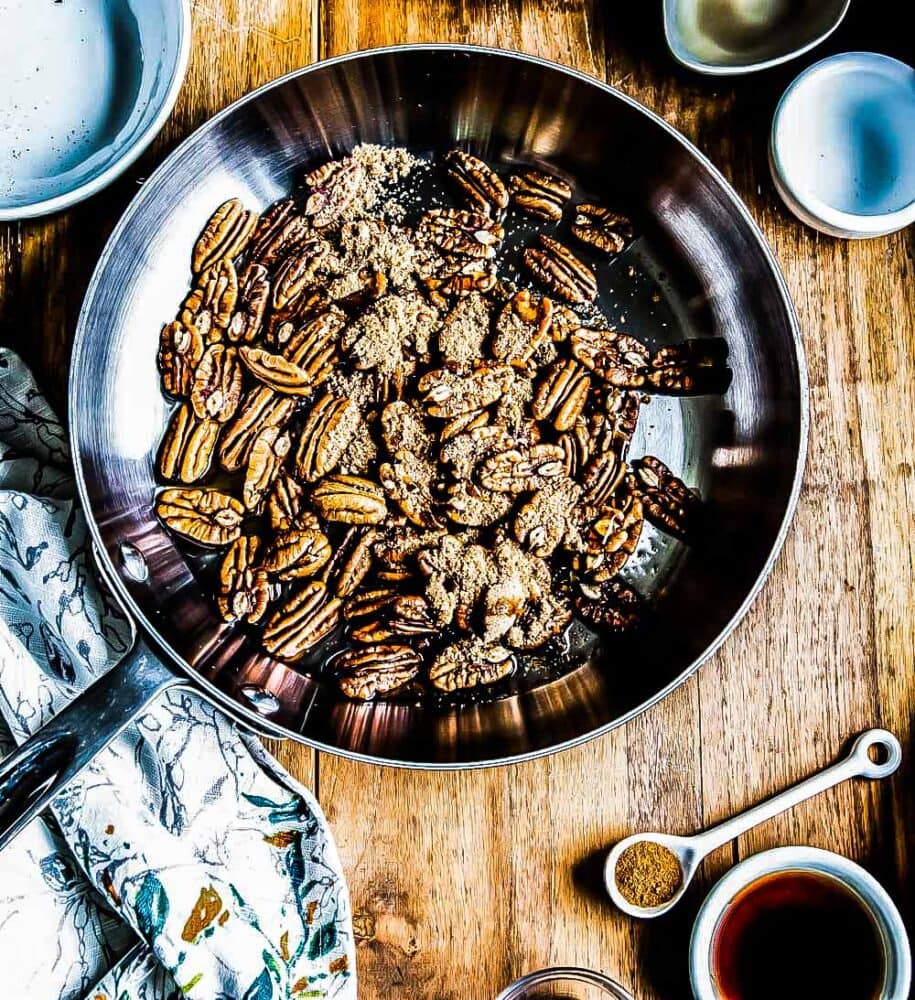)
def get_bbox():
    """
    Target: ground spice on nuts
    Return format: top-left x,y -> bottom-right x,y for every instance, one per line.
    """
614,840 -> 682,908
